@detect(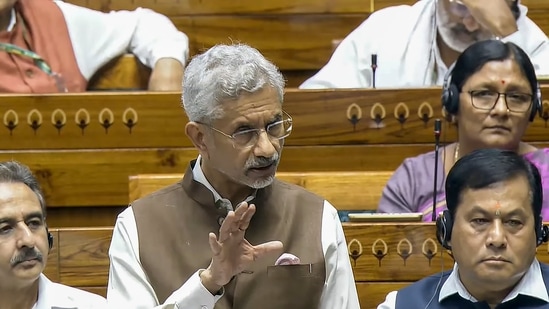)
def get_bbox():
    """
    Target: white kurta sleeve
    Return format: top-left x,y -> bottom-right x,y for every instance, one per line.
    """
318,200 -> 361,308
54,1 -> 189,80
107,208 -> 222,309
